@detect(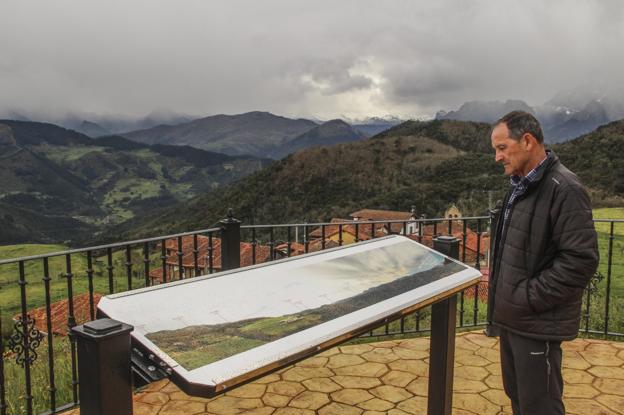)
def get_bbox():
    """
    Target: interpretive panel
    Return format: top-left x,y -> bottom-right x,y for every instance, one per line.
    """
98,235 -> 480,396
